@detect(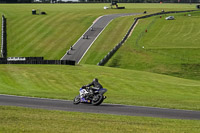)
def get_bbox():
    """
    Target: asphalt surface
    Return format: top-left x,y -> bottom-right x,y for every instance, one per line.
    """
0,94 -> 200,120
61,13 -> 141,63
